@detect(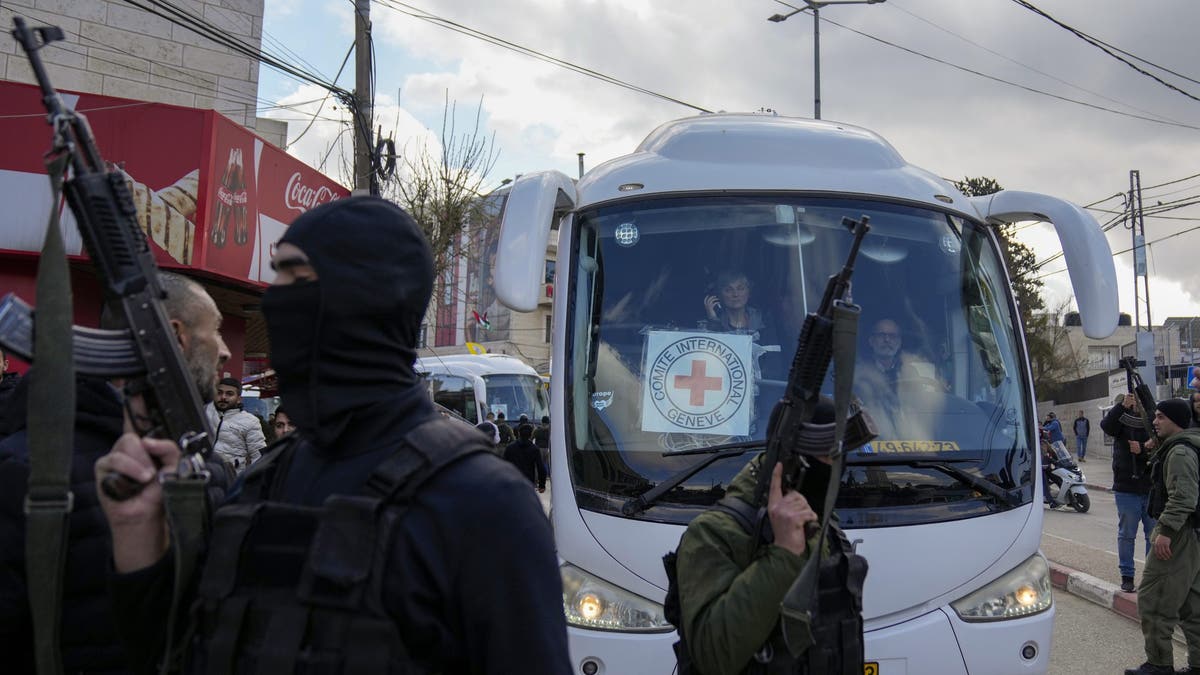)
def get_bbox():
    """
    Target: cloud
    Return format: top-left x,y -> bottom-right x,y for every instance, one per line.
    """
269,0 -> 1200,316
